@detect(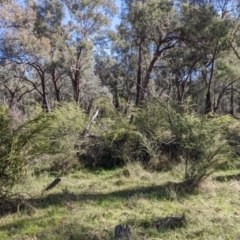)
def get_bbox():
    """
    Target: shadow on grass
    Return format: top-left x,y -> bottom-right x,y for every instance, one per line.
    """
0,215 -> 111,240
0,199 -> 19,217
0,182 -> 192,239
29,180 -> 194,210
0,200 -> 187,240
214,173 -> 240,182
0,180 -> 194,217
